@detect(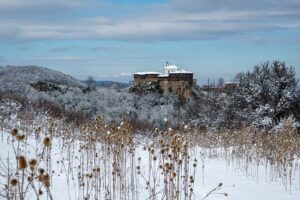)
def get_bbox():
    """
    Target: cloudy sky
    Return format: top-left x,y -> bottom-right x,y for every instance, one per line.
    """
0,0 -> 300,83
